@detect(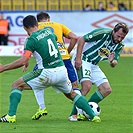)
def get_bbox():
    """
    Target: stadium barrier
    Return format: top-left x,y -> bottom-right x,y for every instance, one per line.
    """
0,11 -> 132,56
